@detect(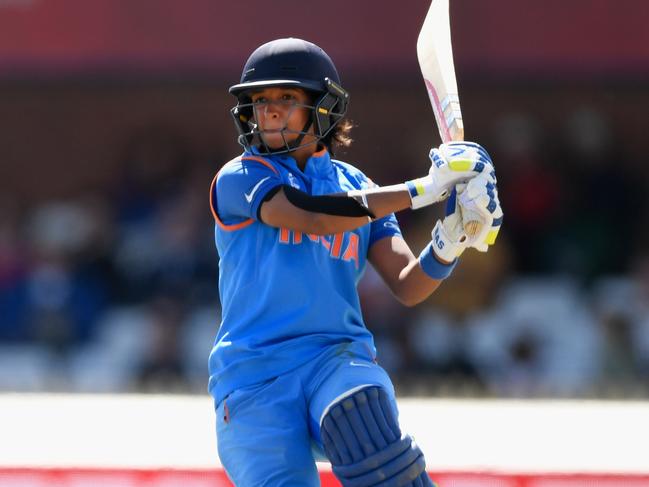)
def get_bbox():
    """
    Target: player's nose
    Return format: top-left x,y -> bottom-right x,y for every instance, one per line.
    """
263,101 -> 282,118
